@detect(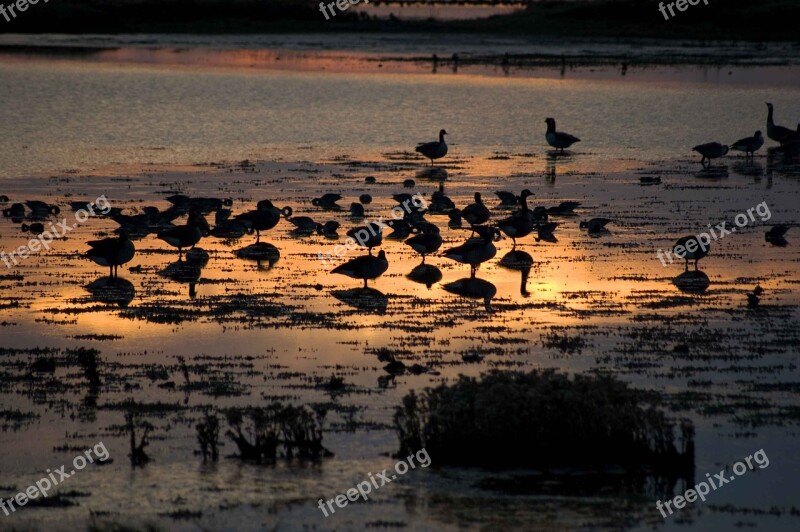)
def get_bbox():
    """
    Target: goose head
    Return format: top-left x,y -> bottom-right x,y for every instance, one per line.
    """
474,192 -> 483,204
439,129 -> 448,137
